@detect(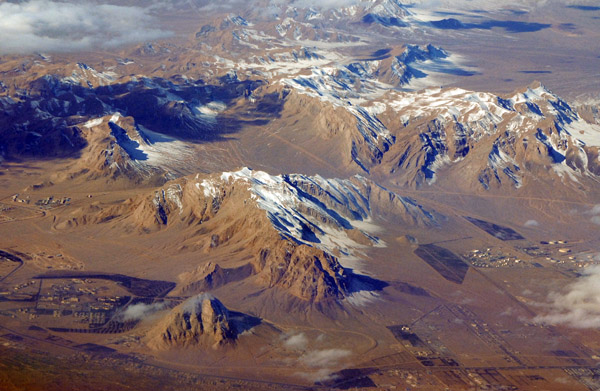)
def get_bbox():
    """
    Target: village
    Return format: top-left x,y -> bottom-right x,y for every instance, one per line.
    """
11,193 -> 71,208
1,277 -> 132,331
465,239 -> 600,274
